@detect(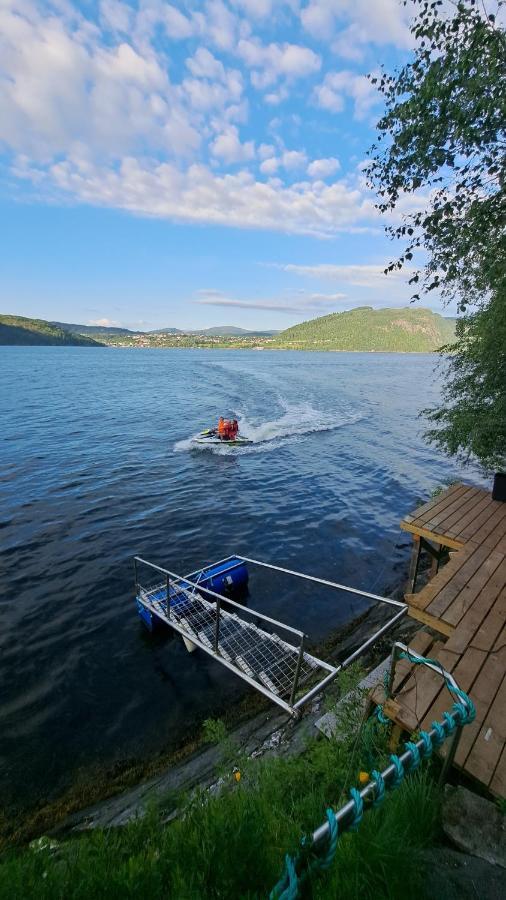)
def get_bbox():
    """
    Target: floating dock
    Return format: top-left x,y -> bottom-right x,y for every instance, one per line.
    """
134,554 -> 407,714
